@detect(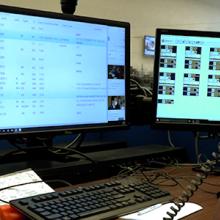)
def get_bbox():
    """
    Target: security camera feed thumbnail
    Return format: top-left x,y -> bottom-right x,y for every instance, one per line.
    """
108,65 -> 125,79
